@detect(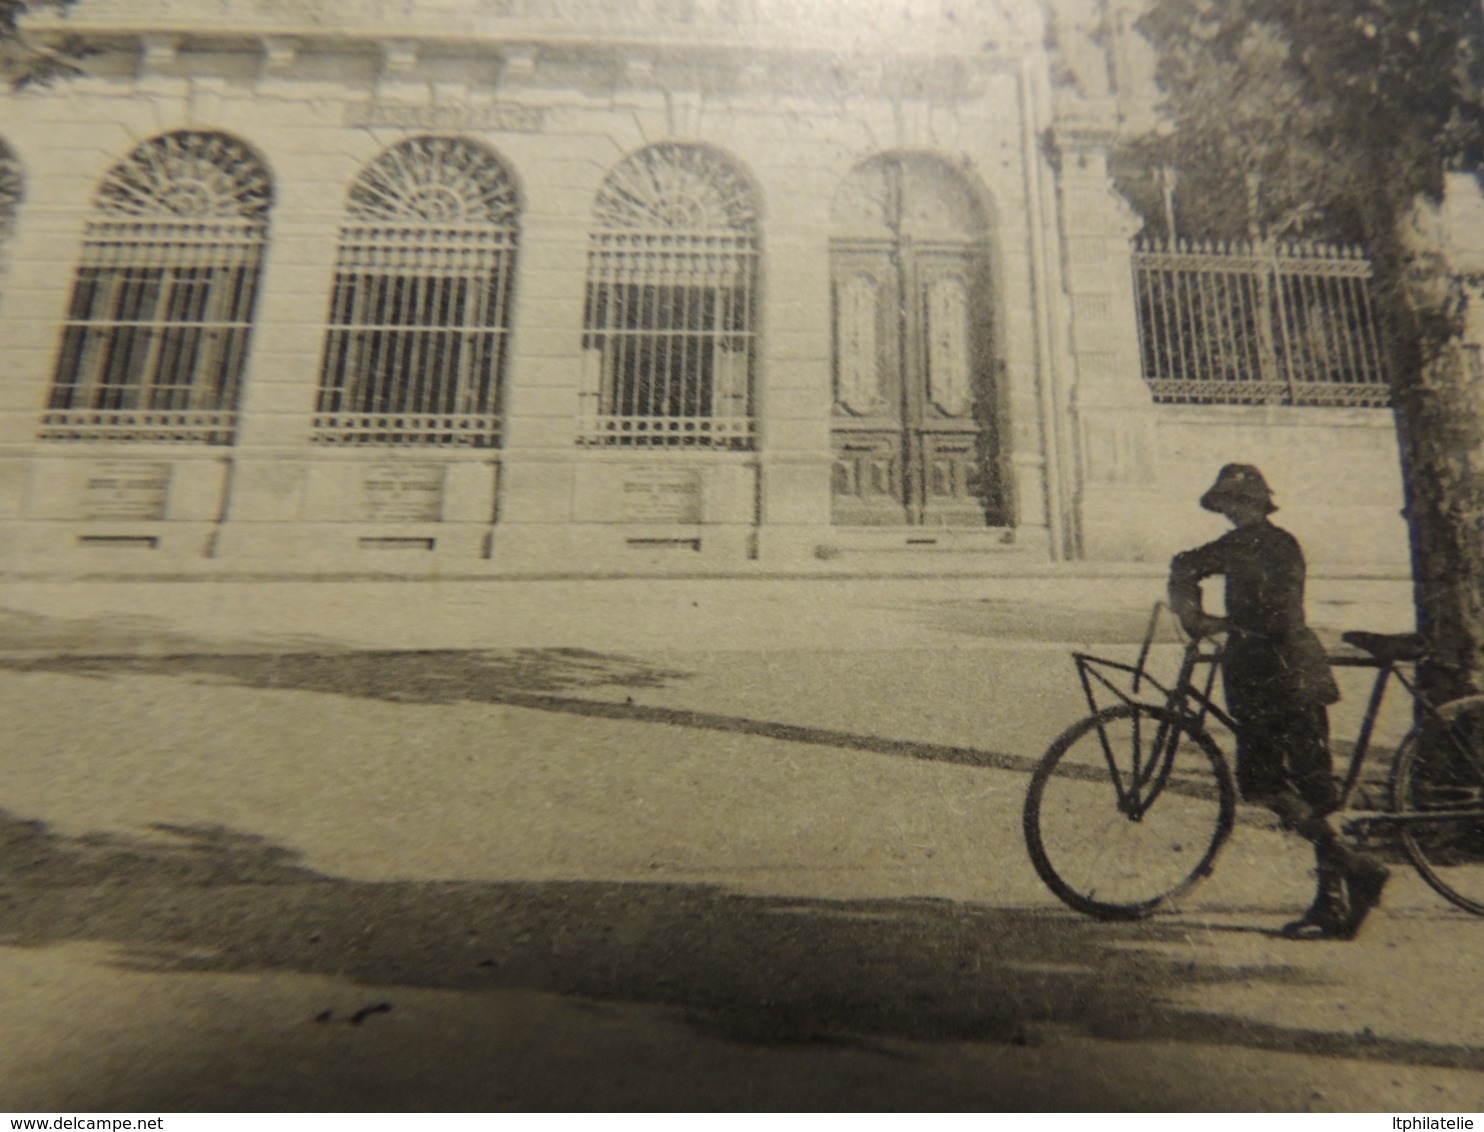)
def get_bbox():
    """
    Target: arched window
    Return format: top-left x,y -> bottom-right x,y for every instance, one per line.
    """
0,140 -> 21,246
41,131 -> 271,445
313,136 -> 520,448
580,144 -> 758,449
